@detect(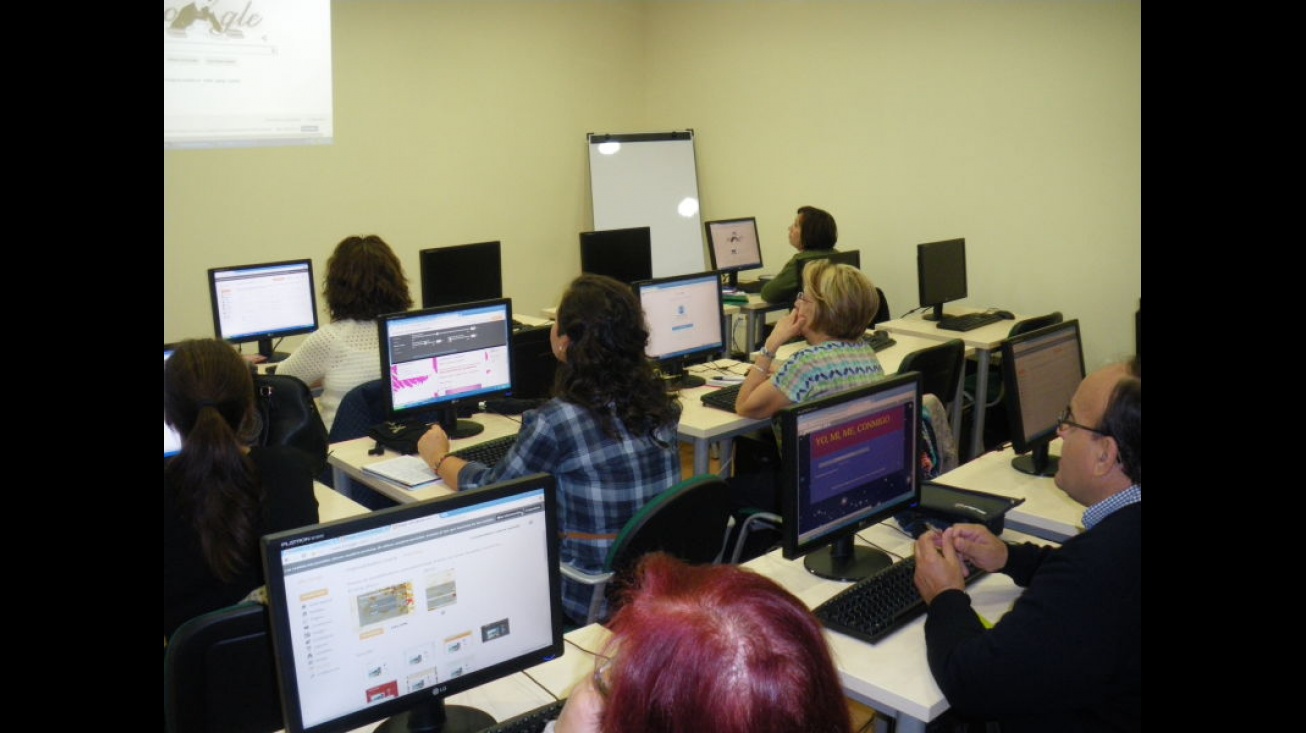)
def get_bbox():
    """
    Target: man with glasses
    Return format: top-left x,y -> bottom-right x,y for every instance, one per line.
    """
913,357 -> 1141,732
